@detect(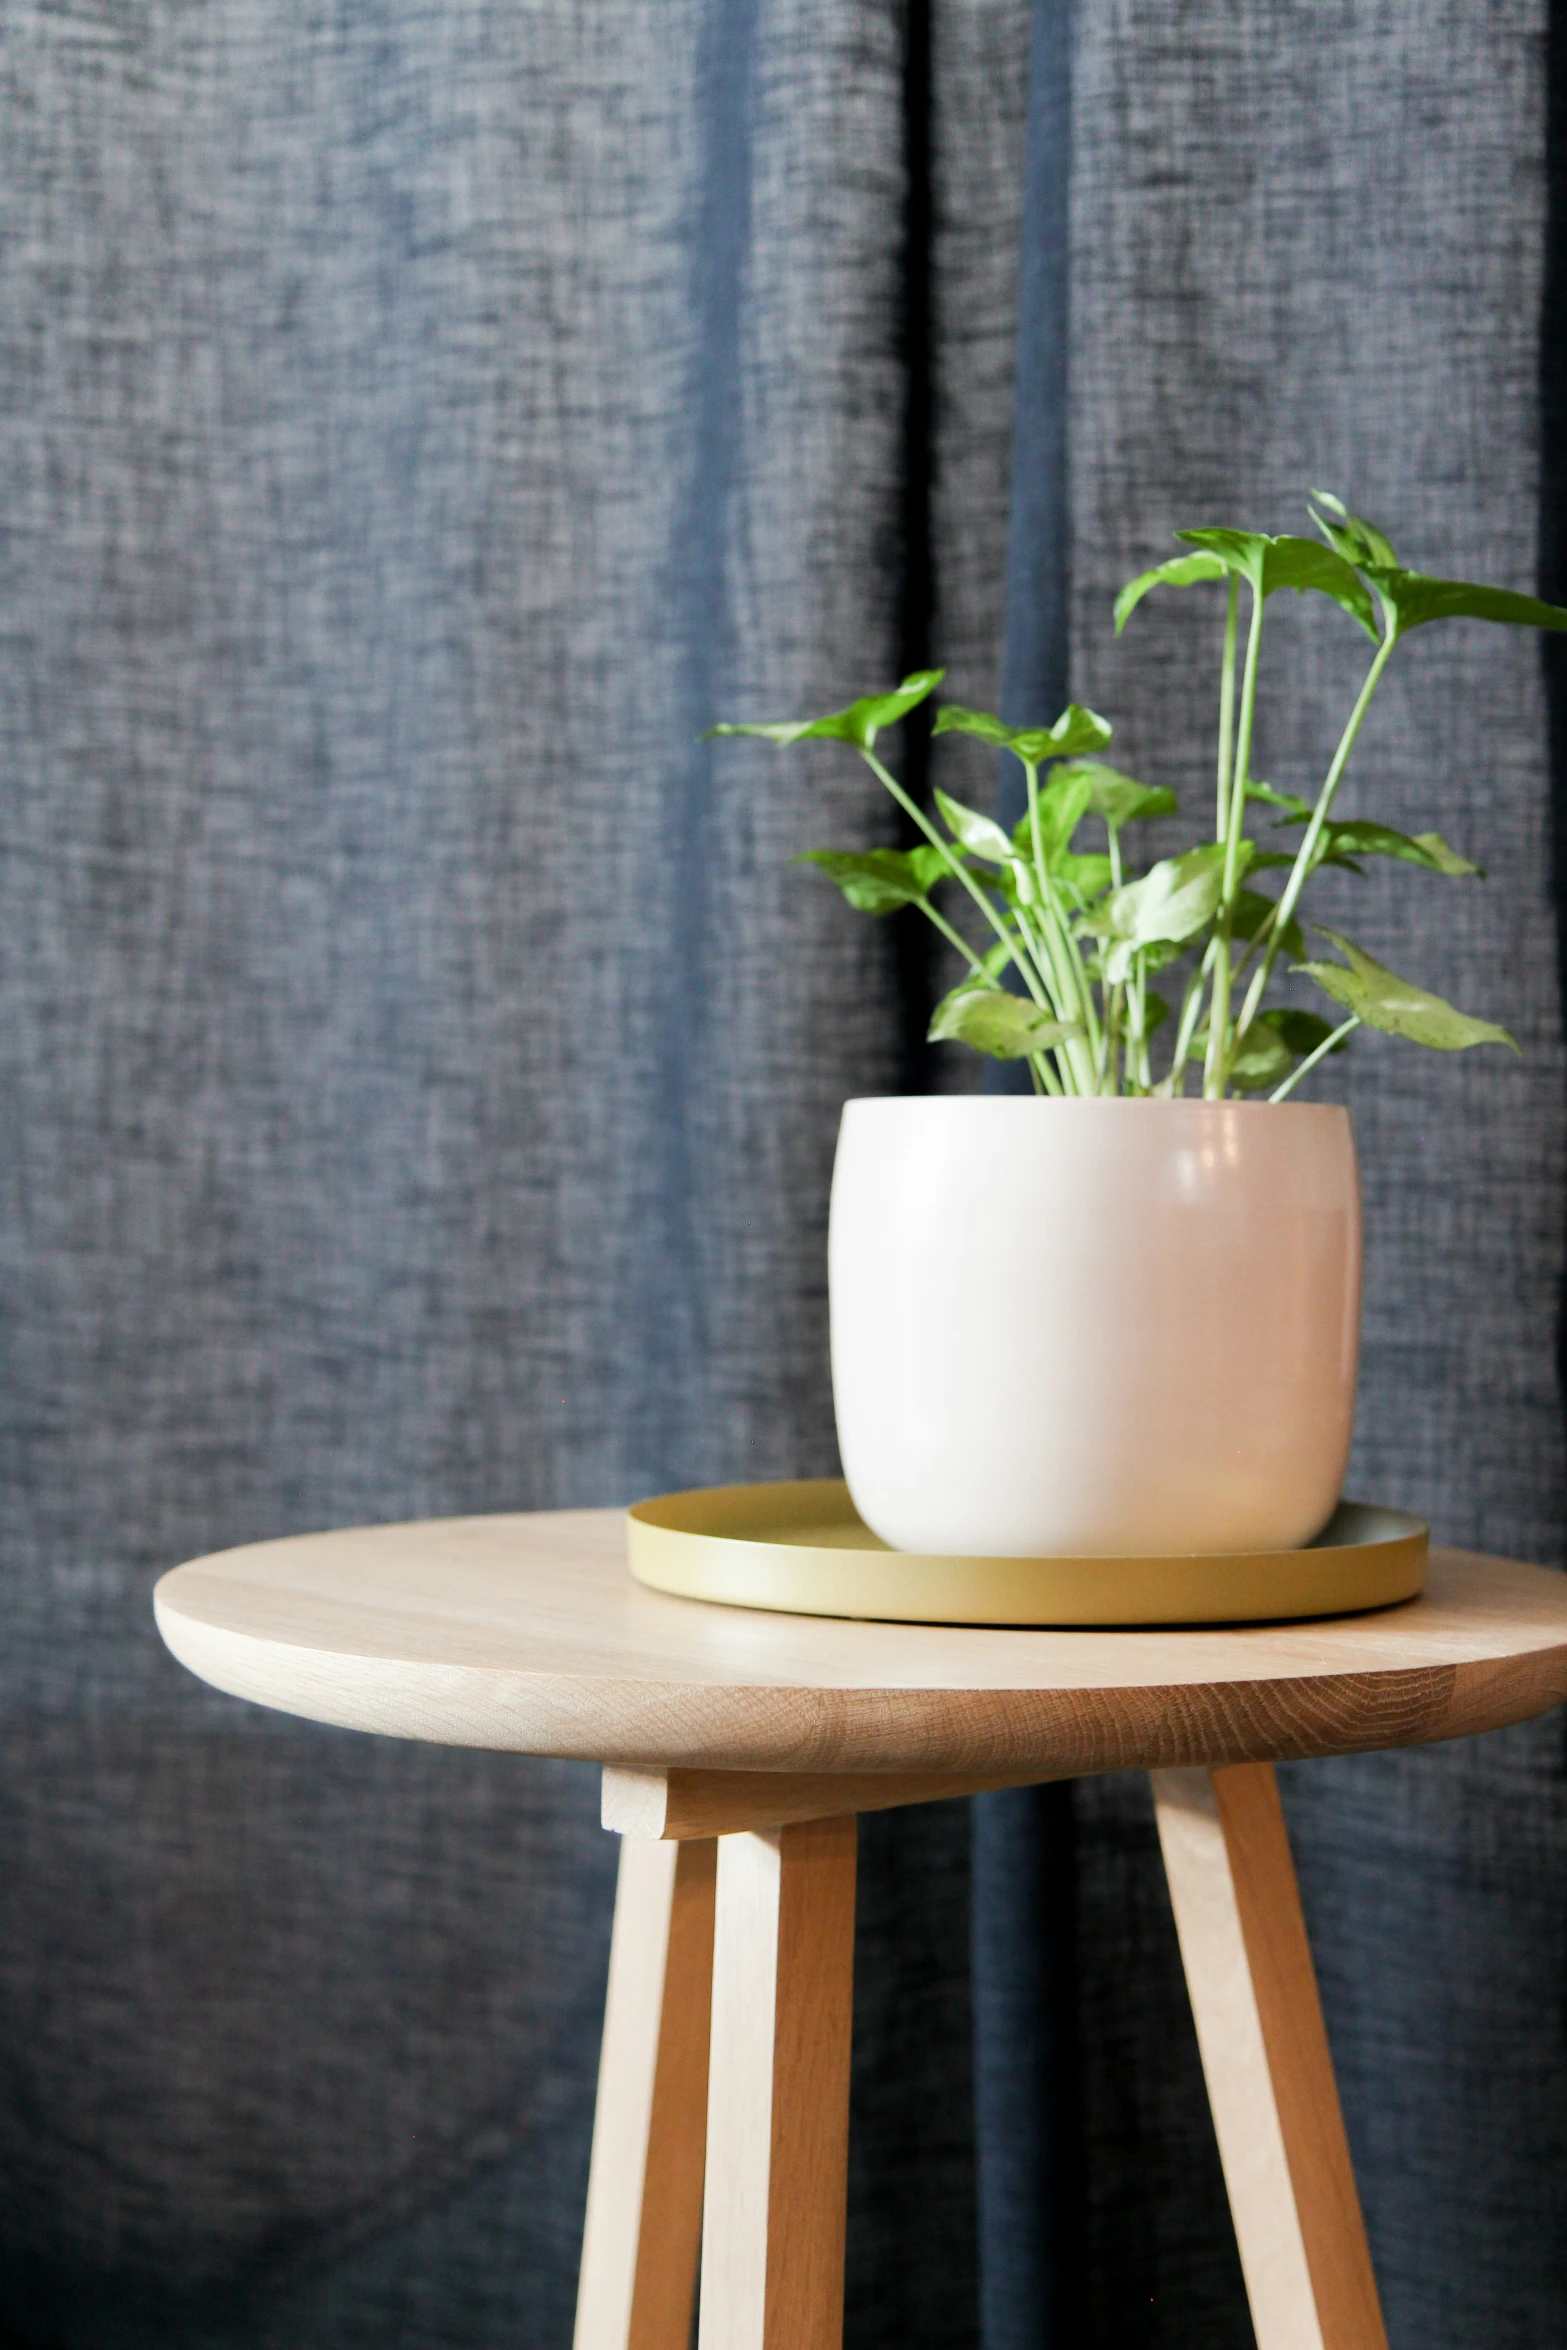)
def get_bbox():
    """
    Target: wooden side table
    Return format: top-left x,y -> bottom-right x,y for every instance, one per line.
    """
154,1510 -> 1567,2350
